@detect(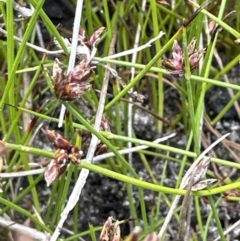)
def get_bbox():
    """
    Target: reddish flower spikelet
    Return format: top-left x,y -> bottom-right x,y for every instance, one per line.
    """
77,26 -> 105,60
79,26 -> 105,51
42,129 -> 82,185
89,27 -> 105,48
223,189 -> 240,202
44,150 -> 69,186
208,20 -> 216,33
189,49 -> 205,69
53,58 -> 94,101
41,129 -> 73,151
99,217 -> 113,241
78,27 -> 89,48
54,26 -> 105,60
112,221 -> 121,241
162,37 -> 205,76
52,27 -> 104,100
173,40 -> 183,56
69,59 -> 94,82
99,217 -> 161,241
95,142 -> 108,156
100,115 -> 111,132
68,146 -> 81,165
